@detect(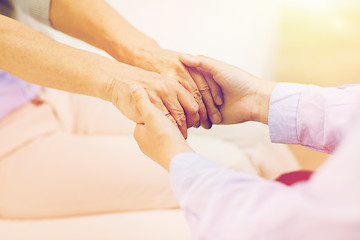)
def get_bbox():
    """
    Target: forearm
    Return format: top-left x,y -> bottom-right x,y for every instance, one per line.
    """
49,0 -> 160,65
0,15 -> 127,101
